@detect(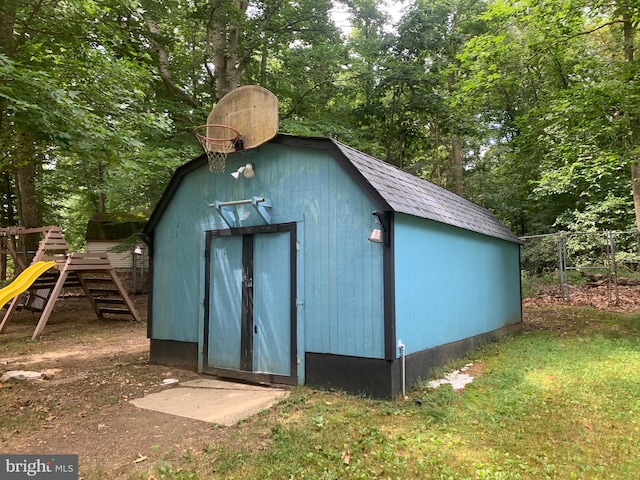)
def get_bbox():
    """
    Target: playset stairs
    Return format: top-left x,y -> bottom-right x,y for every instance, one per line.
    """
0,226 -> 140,340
